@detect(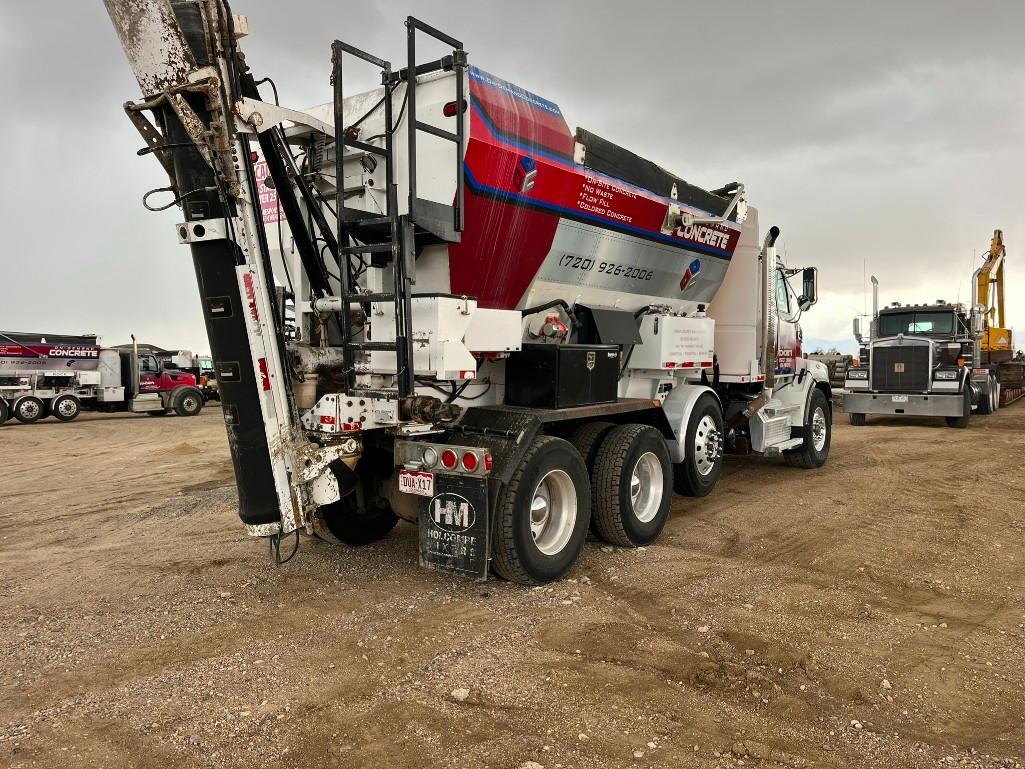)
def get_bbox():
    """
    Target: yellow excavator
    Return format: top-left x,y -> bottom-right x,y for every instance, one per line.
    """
974,229 -> 1024,406
976,229 -> 1013,362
